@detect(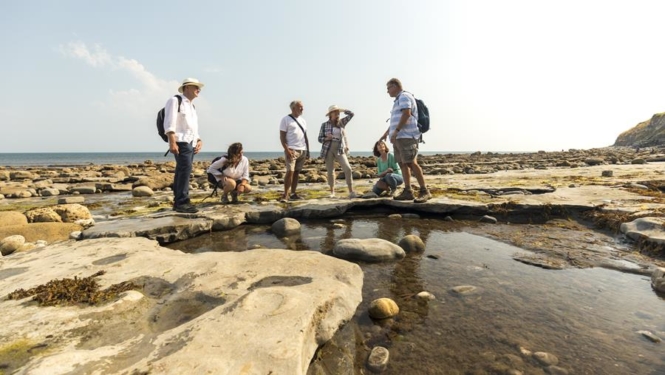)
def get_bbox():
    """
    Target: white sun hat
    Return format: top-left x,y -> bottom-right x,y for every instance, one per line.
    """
326,105 -> 346,116
178,77 -> 205,93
